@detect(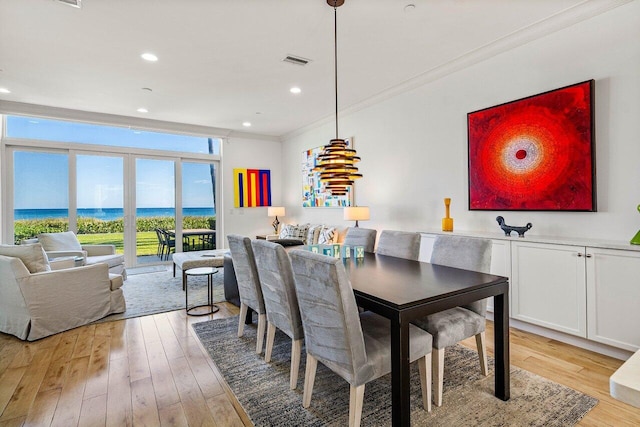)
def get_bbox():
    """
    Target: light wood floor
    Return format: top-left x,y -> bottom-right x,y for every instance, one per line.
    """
1,304 -> 639,426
